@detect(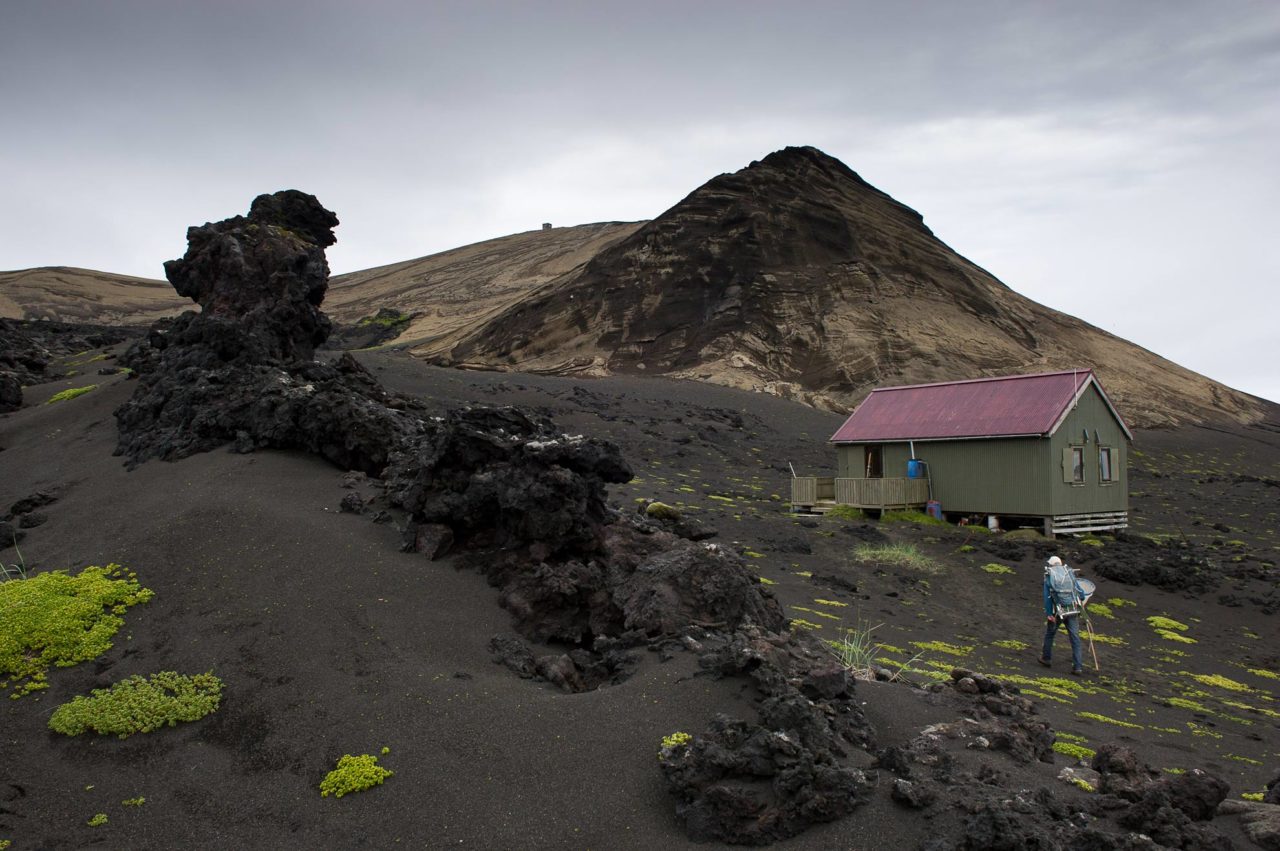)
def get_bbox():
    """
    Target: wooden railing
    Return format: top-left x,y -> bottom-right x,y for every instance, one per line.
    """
792,476 -> 930,509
